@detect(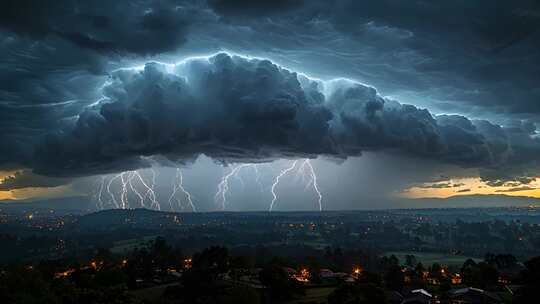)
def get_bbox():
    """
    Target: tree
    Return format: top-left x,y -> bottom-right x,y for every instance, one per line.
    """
405,255 -> 417,268
415,262 -> 425,276
356,271 -> 382,286
514,256 -> 540,303
461,261 -> 498,289
150,237 -> 183,270
95,247 -> 114,267
485,253 -> 517,269
0,266 -> 57,304
94,268 -> 127,287
429,263 -> 443,281
384,264 -> 405,291
325,247 -> 346,271
180,246 -> 230,302
259,263 -> 303,301
379,254 -> 399,274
